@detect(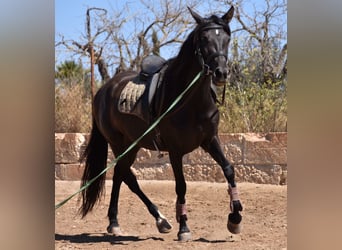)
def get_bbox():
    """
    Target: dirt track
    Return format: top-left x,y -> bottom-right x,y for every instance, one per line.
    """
55,180 -> 287,249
